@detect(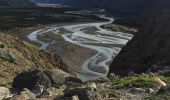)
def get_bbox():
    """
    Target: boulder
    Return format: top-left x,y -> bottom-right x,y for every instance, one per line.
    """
12,69 -> 81,90
72,95 -> 79,100
128,71 -> 136,76
0,87 -> 12,100
64,87 -> 96,100
153,77 -> 167,89
0,50 -> 15,63
10,88 -> 36,100
47,87 -> 64,97
87,82 -> 97,92
12,70 -> 52,90
31,85 -> 44,96
44,69 -> 82,85
38,89 -> 51,98
146,88 -> 155,93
